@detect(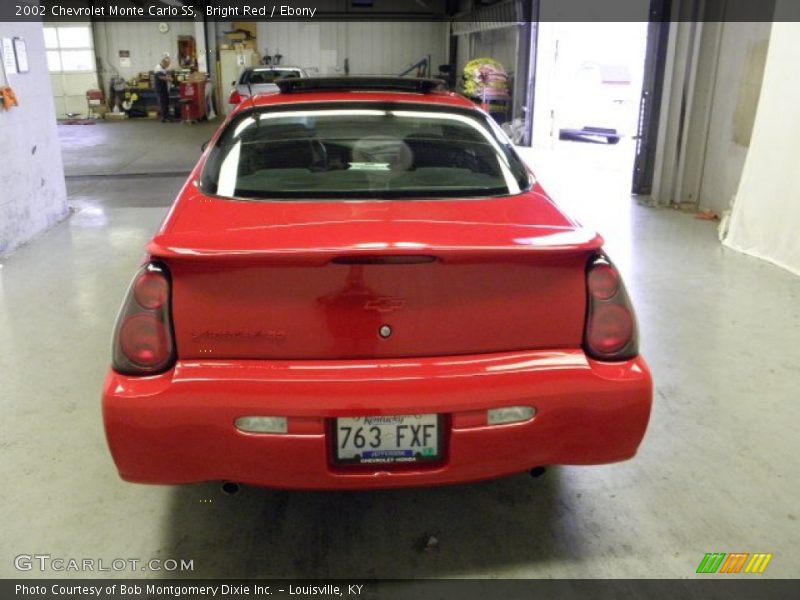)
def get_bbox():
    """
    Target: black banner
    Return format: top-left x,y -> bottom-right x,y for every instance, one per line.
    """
3,579 -> 800,600
1,0 -> 798,23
